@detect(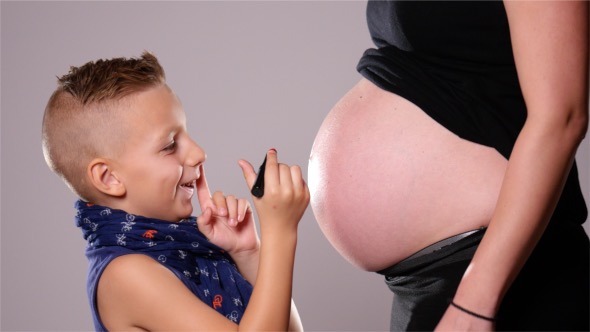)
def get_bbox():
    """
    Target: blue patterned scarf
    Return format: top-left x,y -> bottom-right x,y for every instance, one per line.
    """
75,200 -> 252,323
